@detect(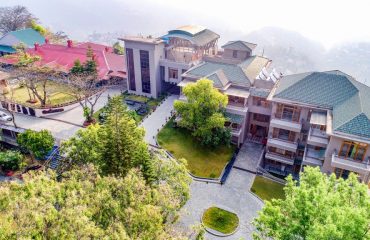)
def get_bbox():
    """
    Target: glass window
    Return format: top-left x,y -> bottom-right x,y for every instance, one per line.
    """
169,68 -> 178,79
160,66 -> 165,81
126,48 -> 136,91
233,50 -> 238,58
140,50 -> 151,94
339,141 -> 368,161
